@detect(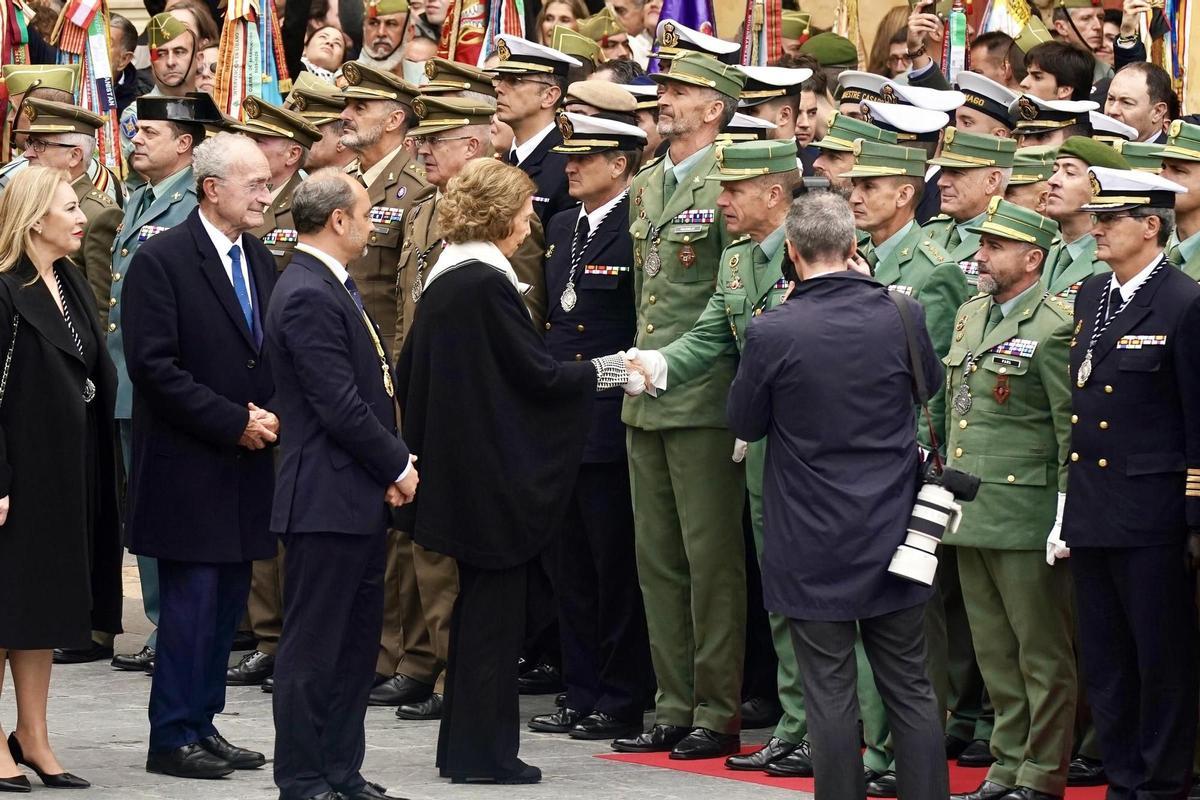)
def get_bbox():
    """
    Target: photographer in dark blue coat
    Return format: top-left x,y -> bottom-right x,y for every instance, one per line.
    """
726,191 -> 948,800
